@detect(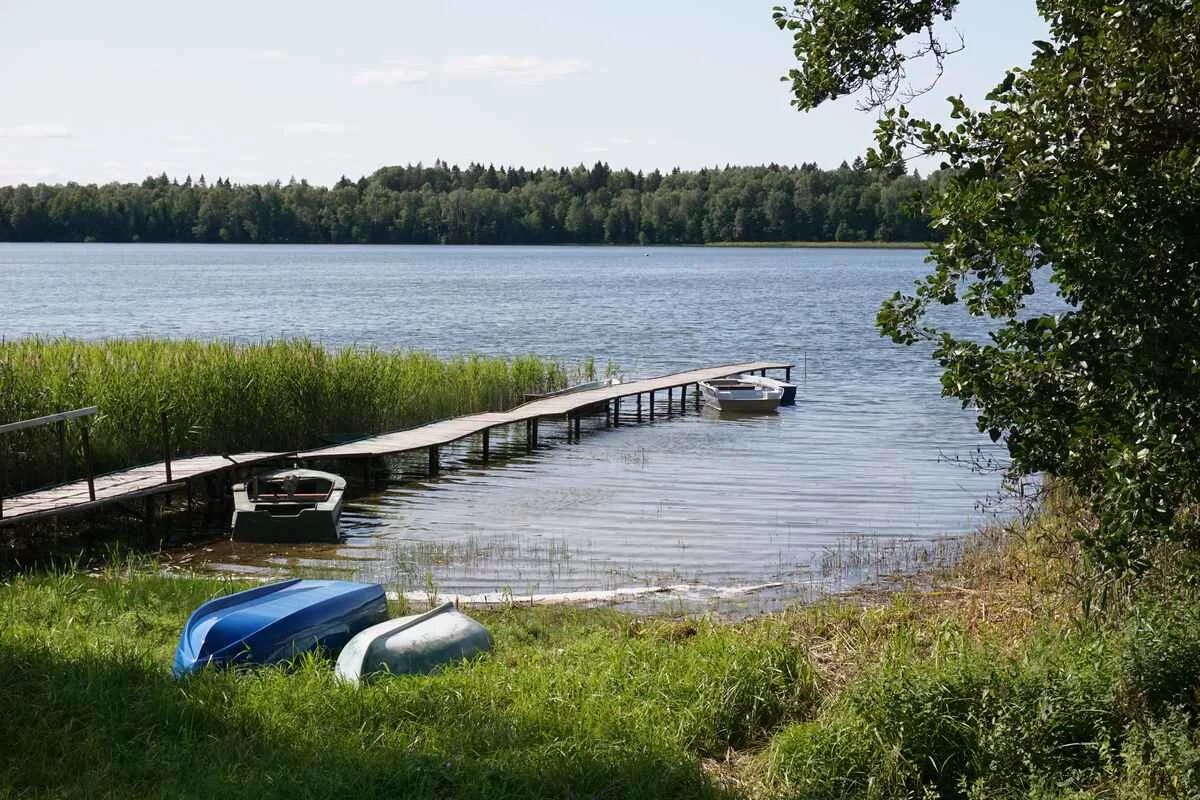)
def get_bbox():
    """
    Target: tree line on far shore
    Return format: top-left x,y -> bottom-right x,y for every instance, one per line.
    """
0,160 -> 939,245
